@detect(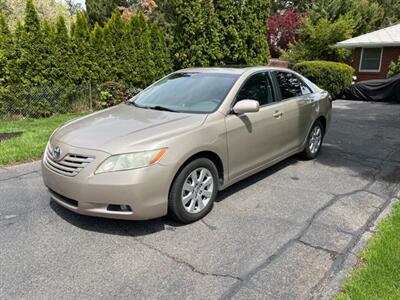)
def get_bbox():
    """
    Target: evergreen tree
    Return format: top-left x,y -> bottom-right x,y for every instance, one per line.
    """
149,21 -> 172,78
168,0 -> 213,68
0,13 -> 12,85
49,16 -> 73,84
9,0 -> 48,86
90,23 -> 107,83
71,11 -> 92,84
0,13 -> 11,90
241,0 -> 271,65
129,12 -> 155,86
102,11 -> 127,82
214,0 -> 244,65
203,0 -> 223,66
